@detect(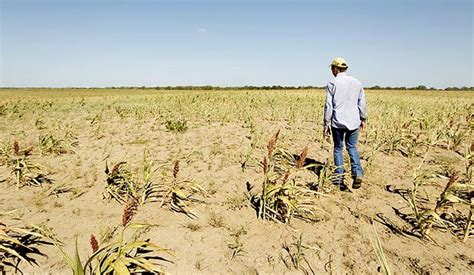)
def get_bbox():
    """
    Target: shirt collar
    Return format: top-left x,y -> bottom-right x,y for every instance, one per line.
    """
337,72 -> 348,77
